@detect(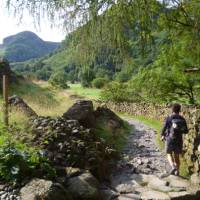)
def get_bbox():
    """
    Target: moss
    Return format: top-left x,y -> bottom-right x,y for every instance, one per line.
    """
180,157 -> 190,177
